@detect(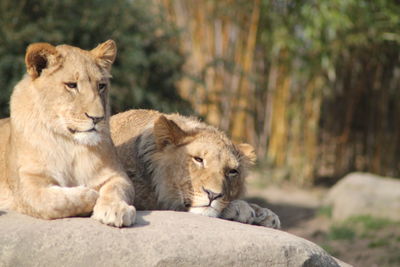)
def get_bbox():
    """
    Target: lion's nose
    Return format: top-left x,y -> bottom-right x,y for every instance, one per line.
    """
85,113 -> 104,124
202,187 -> 224,202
